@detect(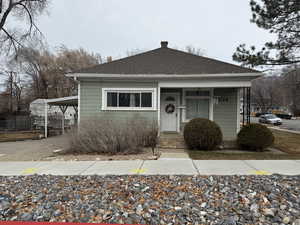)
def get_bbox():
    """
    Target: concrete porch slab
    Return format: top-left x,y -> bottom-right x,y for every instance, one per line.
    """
81,160 -> 143,175
245,160 -> 300,175
142,159 -> 197,175
193,160 -> 254,175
